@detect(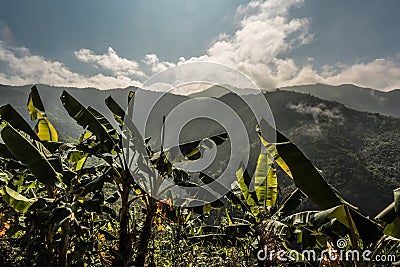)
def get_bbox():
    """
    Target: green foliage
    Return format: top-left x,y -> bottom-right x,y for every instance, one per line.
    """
60,90 -> 117,153
0,186 -> 34,213
0,104 -> 39,140
257,118 -> 344,210
1,125 -> 61,186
